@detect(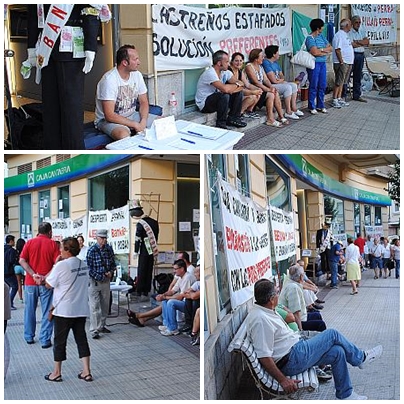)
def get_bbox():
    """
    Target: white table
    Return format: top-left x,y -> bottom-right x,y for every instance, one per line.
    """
105,120 -> 244,151
109,284 -> 132,317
